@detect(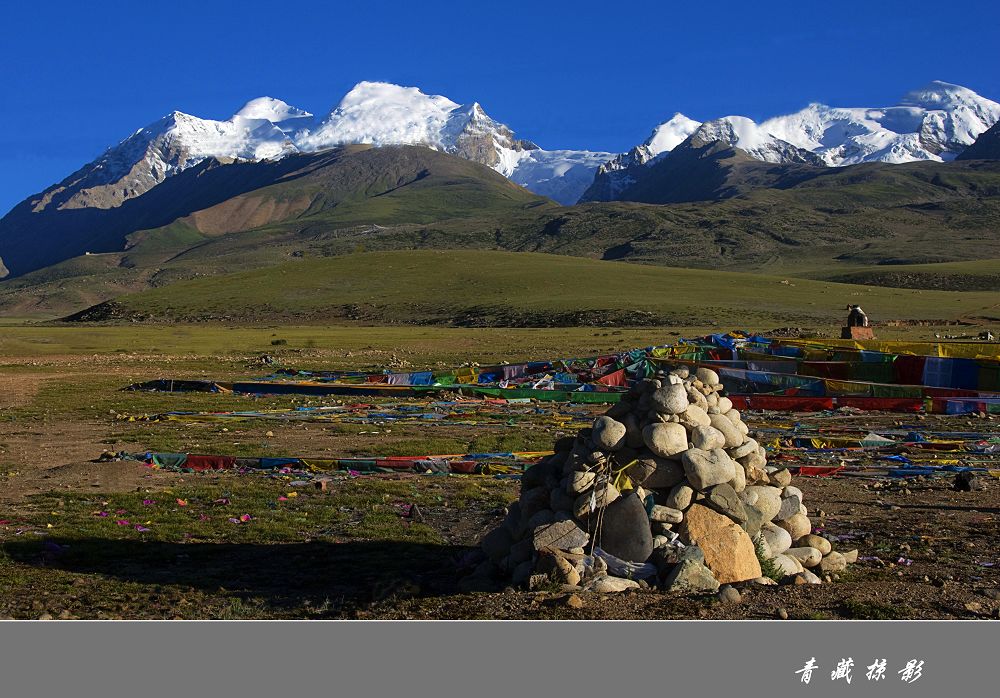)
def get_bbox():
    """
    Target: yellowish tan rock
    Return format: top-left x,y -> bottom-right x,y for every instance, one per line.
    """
682,503 -> 762,584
